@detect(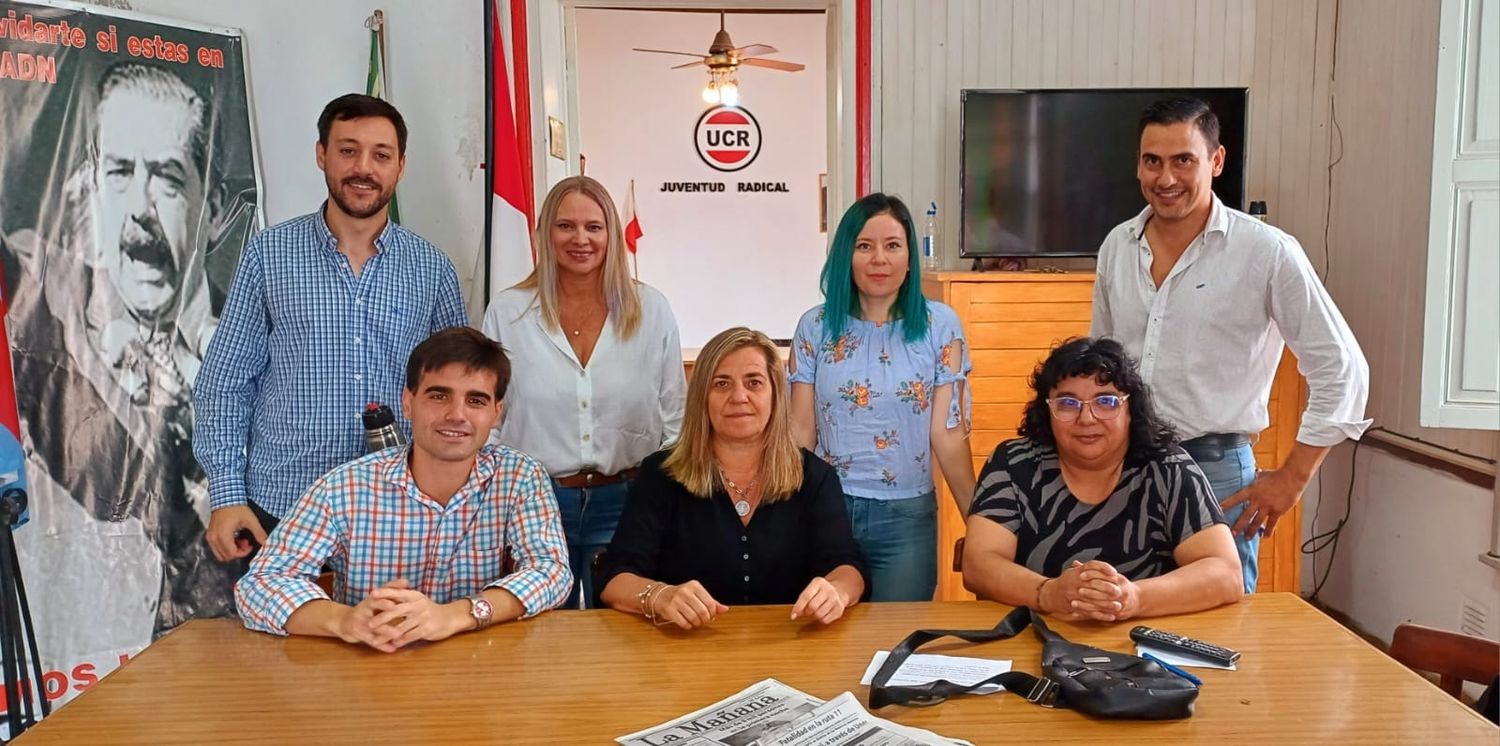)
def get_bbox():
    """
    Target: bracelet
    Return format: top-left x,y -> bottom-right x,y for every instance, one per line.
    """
637,582 -> 660,622
1035,578 -> 1053,612
646,583 -> 673,627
